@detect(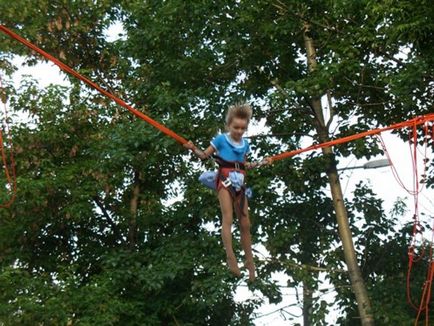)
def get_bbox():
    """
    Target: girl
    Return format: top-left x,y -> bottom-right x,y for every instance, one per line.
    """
184,103 -> 271,281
